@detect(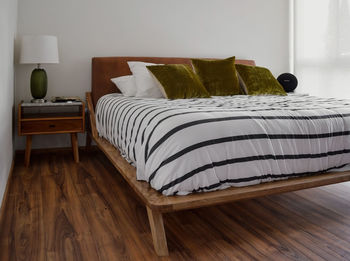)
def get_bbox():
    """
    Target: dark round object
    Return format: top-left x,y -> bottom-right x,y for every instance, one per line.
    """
277,73 -> 298,93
